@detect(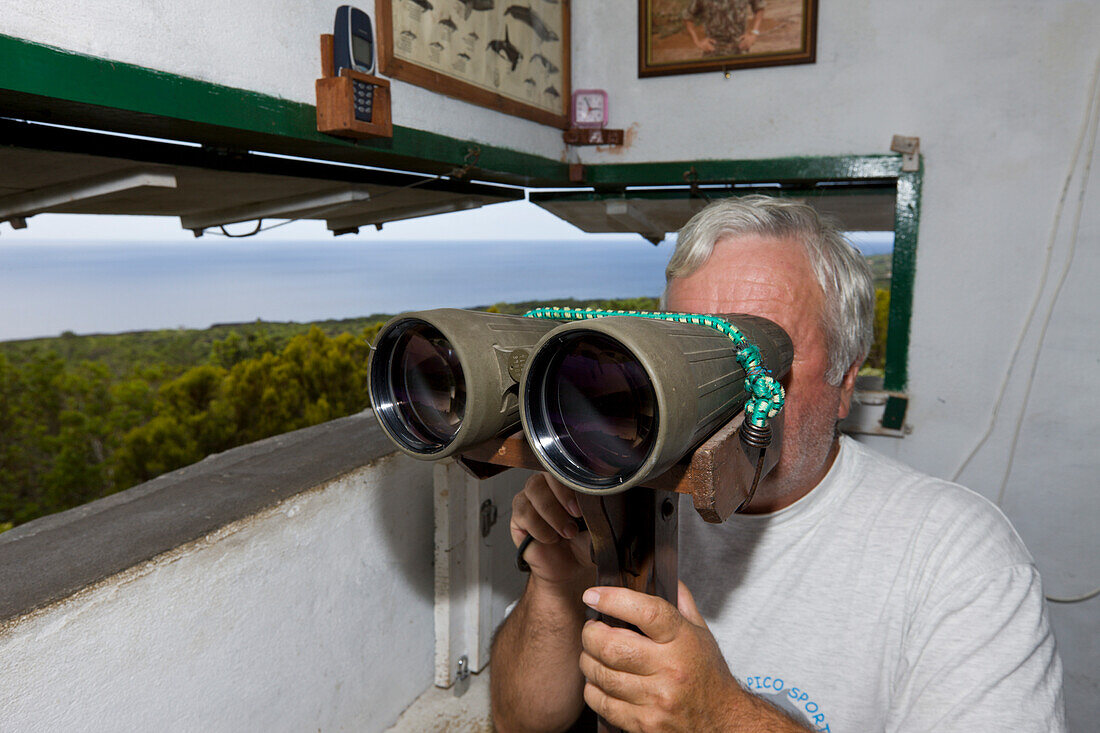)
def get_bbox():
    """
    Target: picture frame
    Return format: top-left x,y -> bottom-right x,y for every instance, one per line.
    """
377,0 -> 570,129
638,0 -> 817,78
